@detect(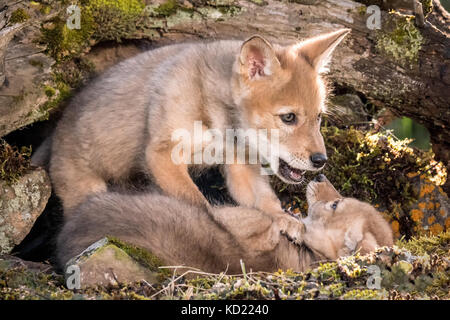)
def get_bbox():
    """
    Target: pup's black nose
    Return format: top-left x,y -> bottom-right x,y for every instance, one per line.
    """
314,174 -> 326,182
310,153 -> 327,168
